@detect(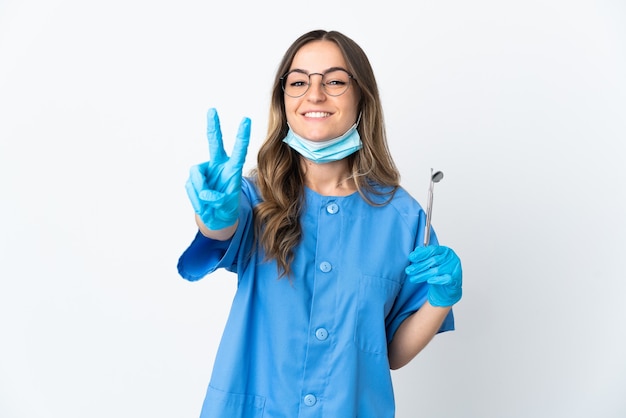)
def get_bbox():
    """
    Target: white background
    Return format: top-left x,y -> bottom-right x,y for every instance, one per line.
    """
1,1 -> 625,417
